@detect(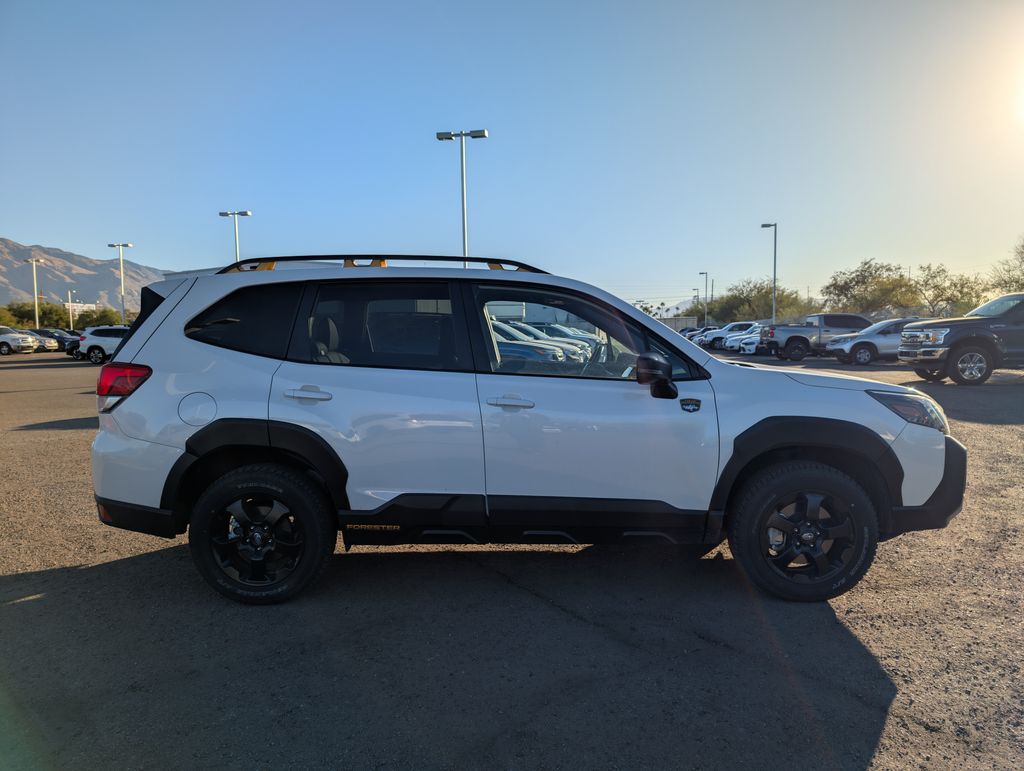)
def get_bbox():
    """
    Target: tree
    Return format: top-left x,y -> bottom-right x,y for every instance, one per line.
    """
74,308 -> 122,328
822,259 -> 918,315
945,273 -> 989,316
668,279 -> 818,324
913,264 -> 989,317
990,236 -> 1024,293
0,307 -> 17,327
